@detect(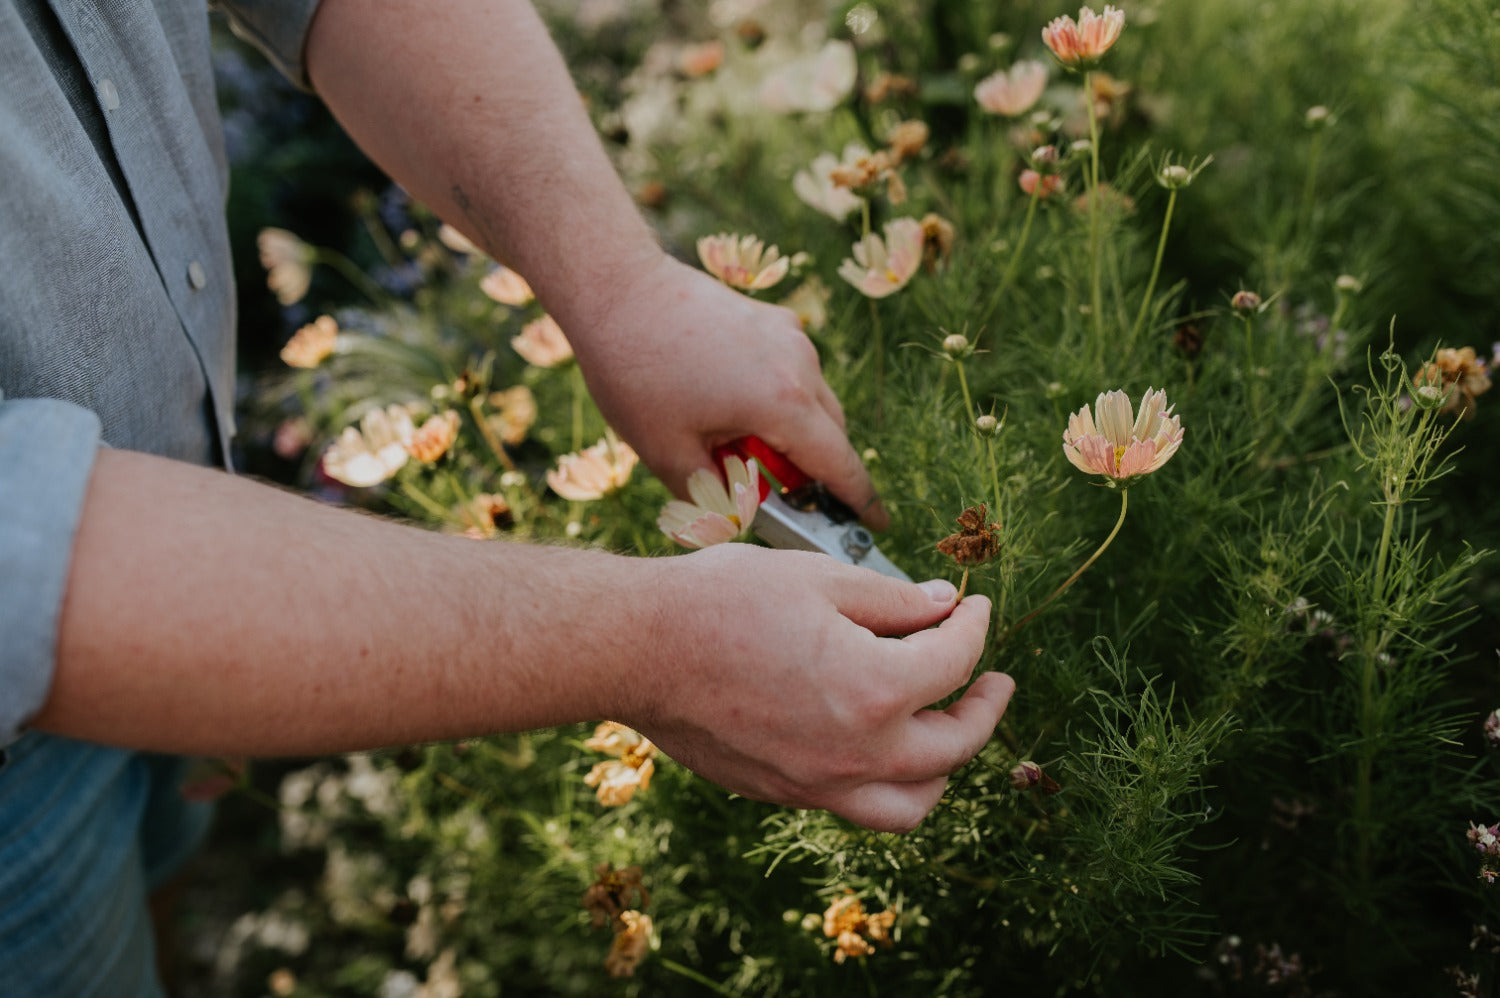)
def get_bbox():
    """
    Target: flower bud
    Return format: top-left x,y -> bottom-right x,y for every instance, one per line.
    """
1304,104 -> 1333,129
975,414 -> 1000,436
1334,274 -> 1363,295
1414,384 -> 1446,409
987,32 -> 1011,52
957,53 -> 982,75
942,333 -> 971,357
1031,144 -> 1061,168
1158,164 -> 1190,188
1231,290 -> 1262,313
1009,760 -> 1043,790
1068,139 -> 1092,158
1485,709 -> 1500,747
